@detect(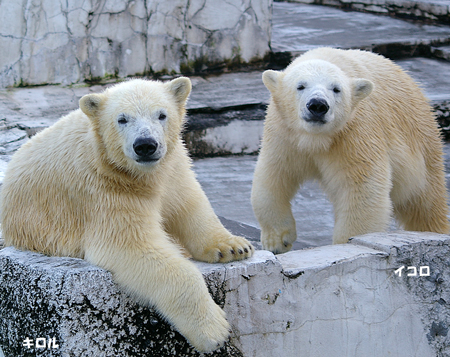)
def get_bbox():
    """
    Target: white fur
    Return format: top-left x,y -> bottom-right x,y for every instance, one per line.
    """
252,48 -> 449,253
0,78 -> 254,352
